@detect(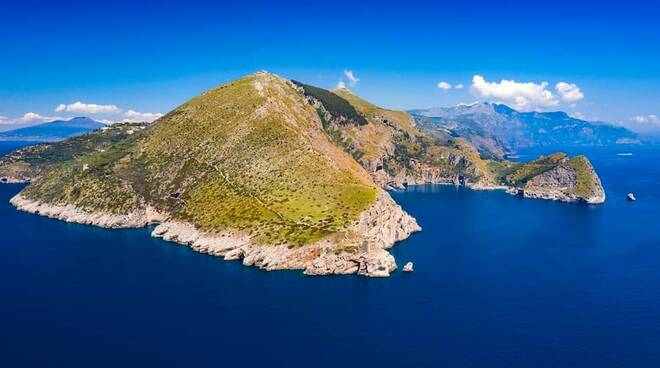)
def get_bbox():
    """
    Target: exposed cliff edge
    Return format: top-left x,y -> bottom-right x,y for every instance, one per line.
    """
11,189 -> 419,277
